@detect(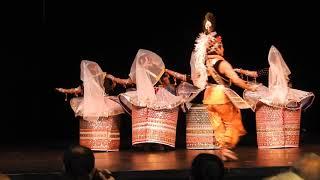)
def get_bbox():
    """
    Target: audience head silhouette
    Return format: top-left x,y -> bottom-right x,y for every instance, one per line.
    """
191,153 -> 224,180
63,145 -> 95,179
